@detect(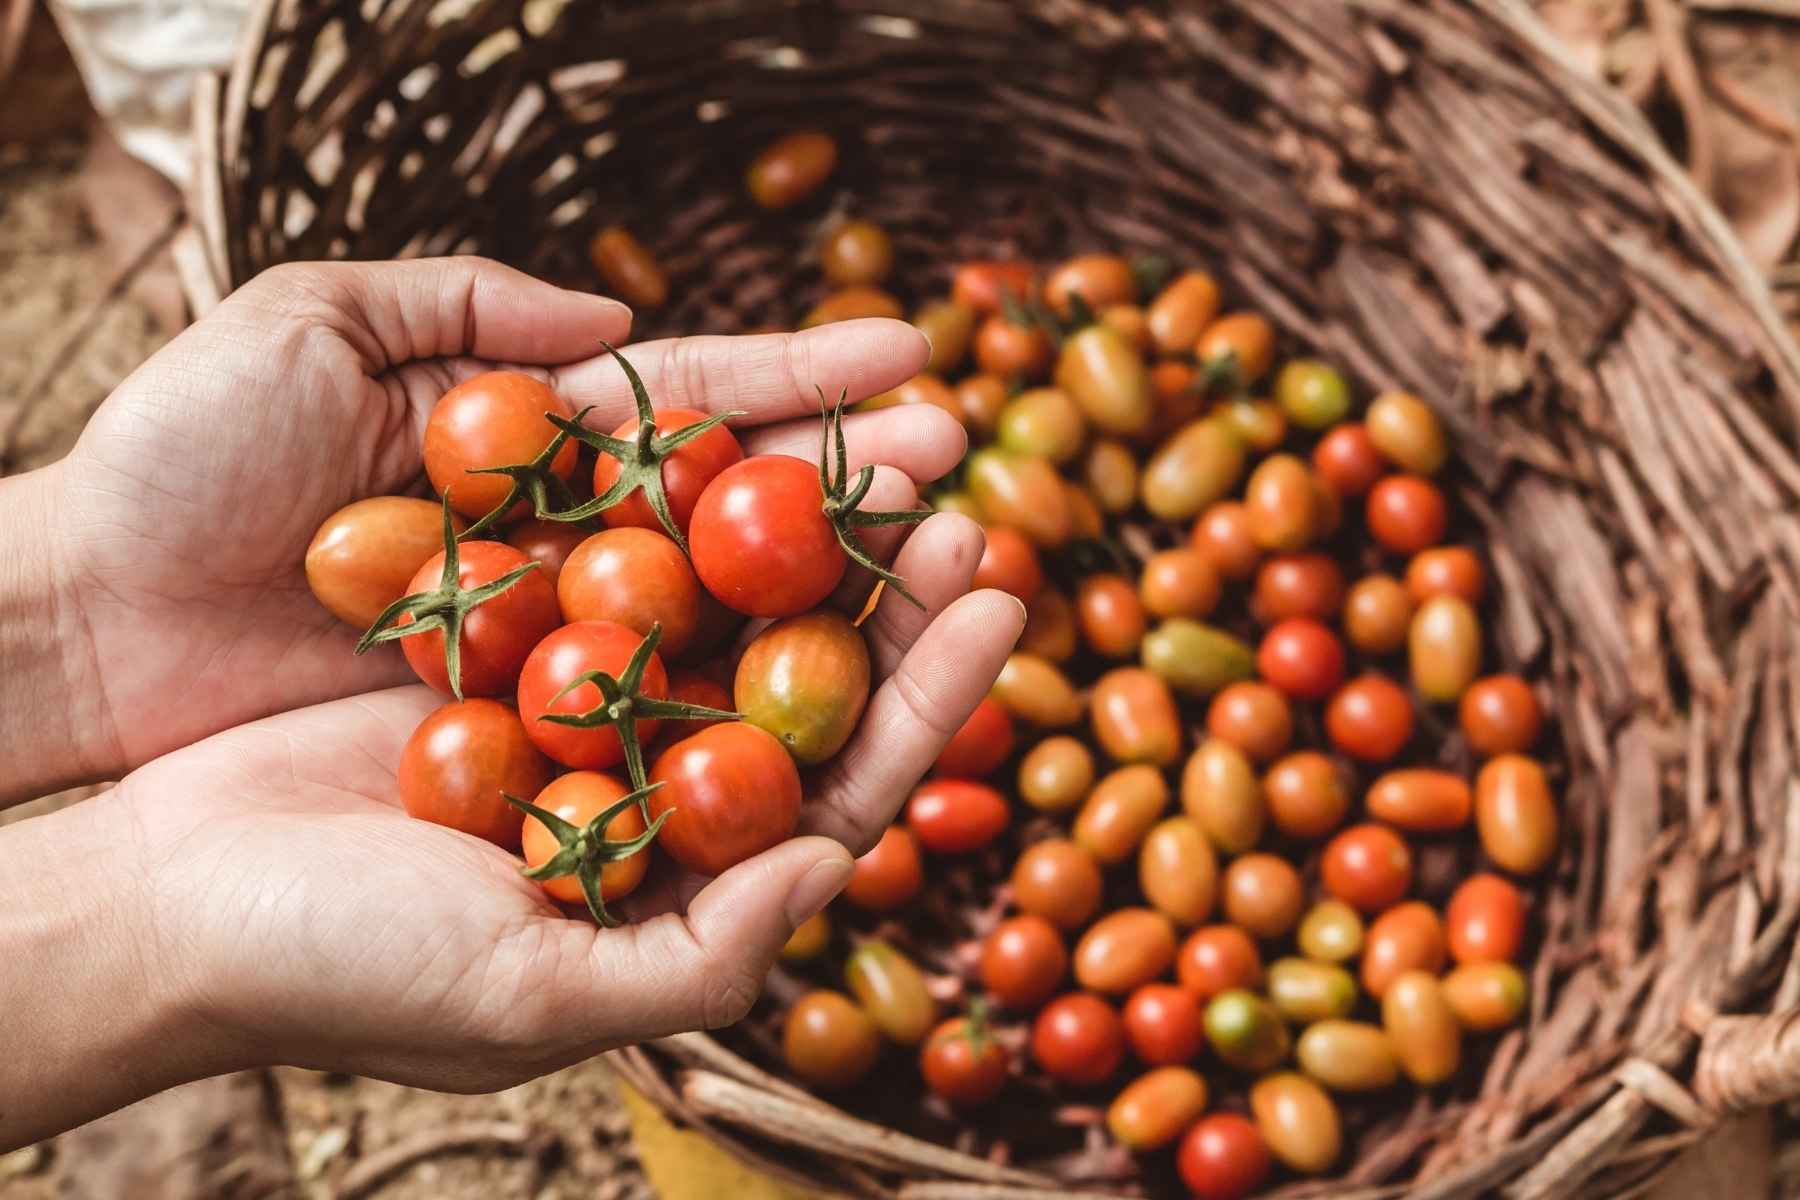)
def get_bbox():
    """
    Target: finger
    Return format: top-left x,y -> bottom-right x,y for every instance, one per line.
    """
547,319 -> 930,431
802,589 -> 1025,853
827,467 -> 920,613
741,404 -> 967,487
858,512 -> 986,680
